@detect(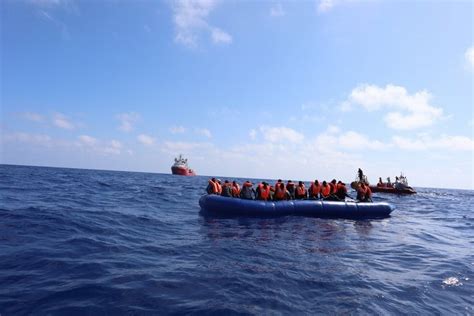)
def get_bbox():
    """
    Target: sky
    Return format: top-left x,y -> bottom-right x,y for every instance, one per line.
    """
1,0 -> 473,190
